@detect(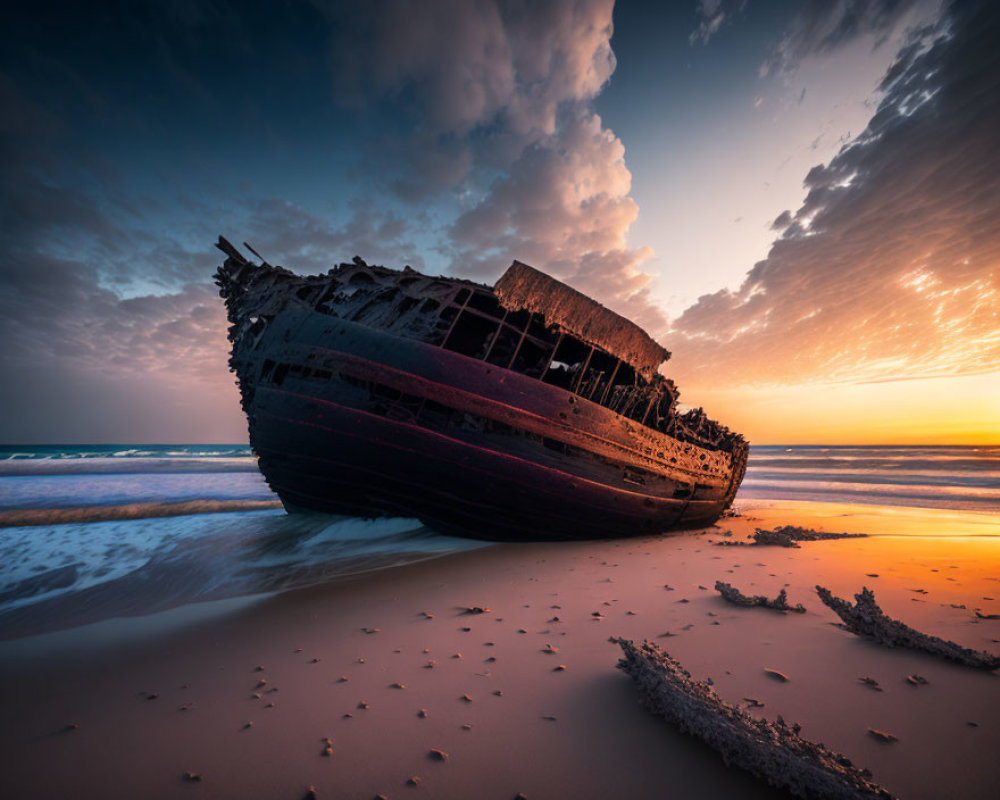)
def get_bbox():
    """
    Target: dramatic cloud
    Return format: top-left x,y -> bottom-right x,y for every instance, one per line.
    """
671,0 -> 999,388
323,0 -> 662,325
760,0 -> 936,76
447,109 -> 663,332
1,0 -> 664,440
